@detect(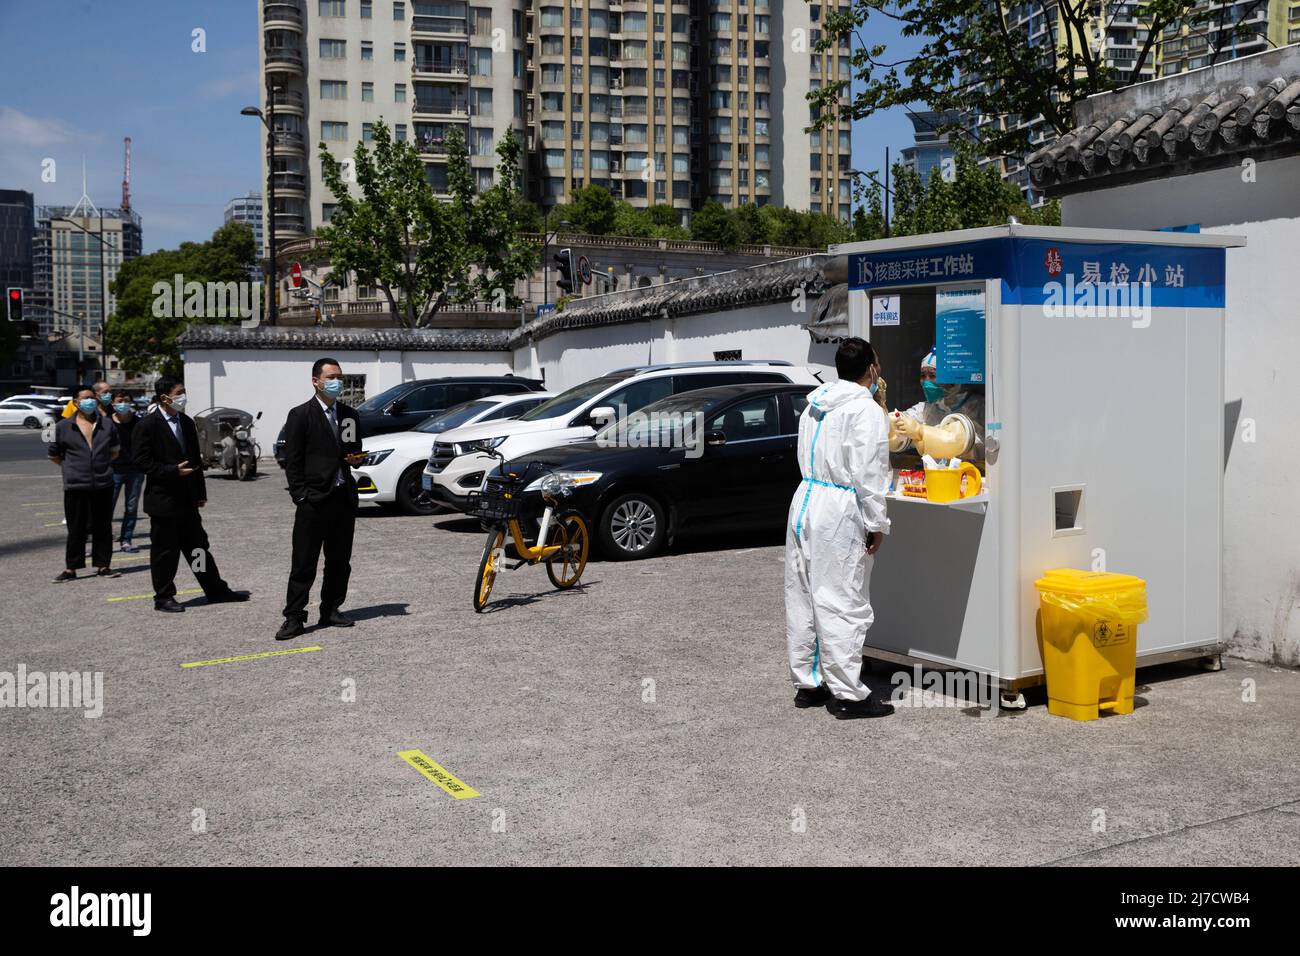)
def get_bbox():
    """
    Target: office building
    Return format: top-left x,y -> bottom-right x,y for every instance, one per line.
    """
224,191 -> 267,262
